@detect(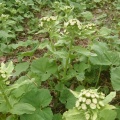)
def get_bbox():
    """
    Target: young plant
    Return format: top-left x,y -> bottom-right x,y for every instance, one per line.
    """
63,89 -> 117,120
